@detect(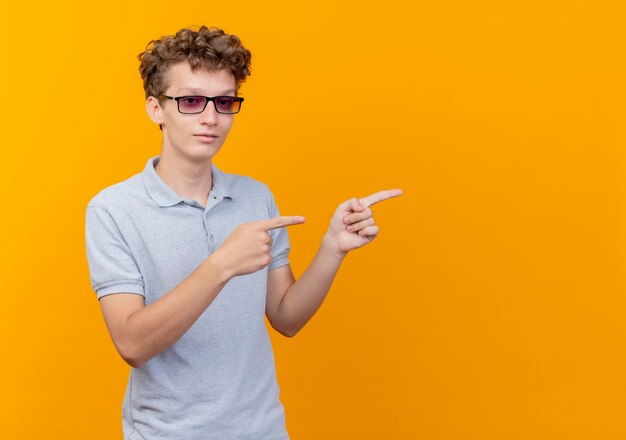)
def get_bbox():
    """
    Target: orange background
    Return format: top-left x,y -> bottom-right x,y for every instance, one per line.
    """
1,1 -> 625,439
